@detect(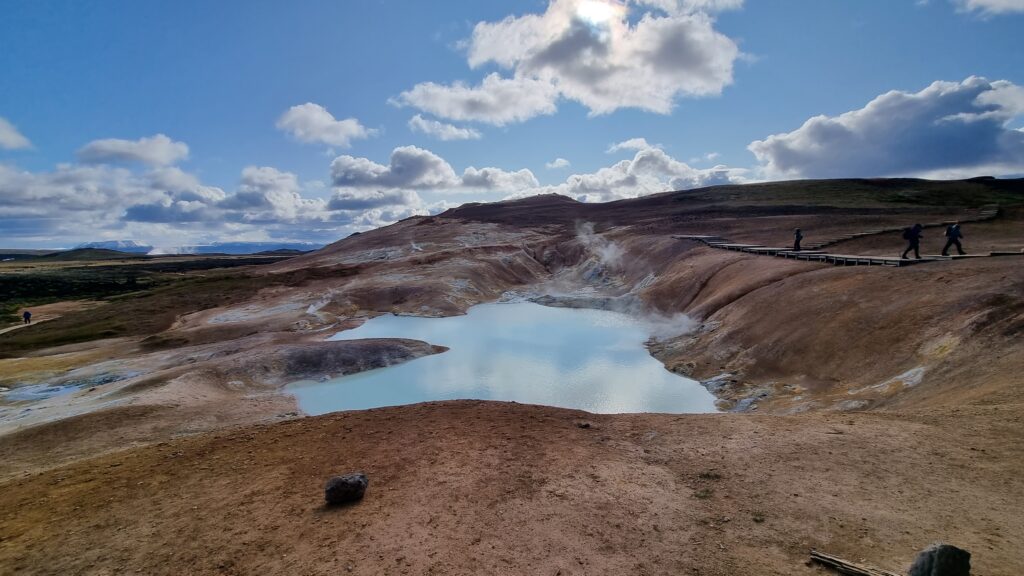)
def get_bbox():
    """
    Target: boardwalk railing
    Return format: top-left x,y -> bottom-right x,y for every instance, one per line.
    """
674,205 -> 1019,267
